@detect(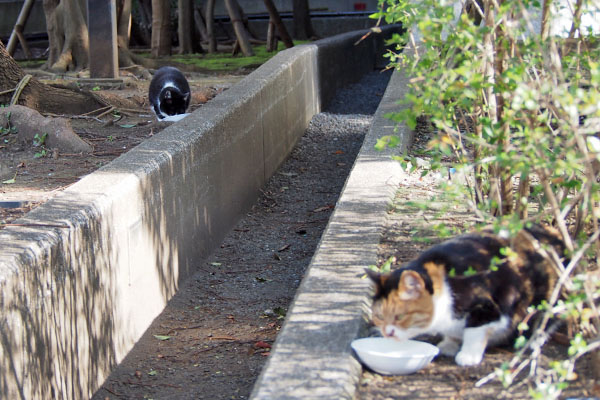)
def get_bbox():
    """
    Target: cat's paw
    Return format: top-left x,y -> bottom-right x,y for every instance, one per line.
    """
437,337 -> 460,356
455,349 -> 484,366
